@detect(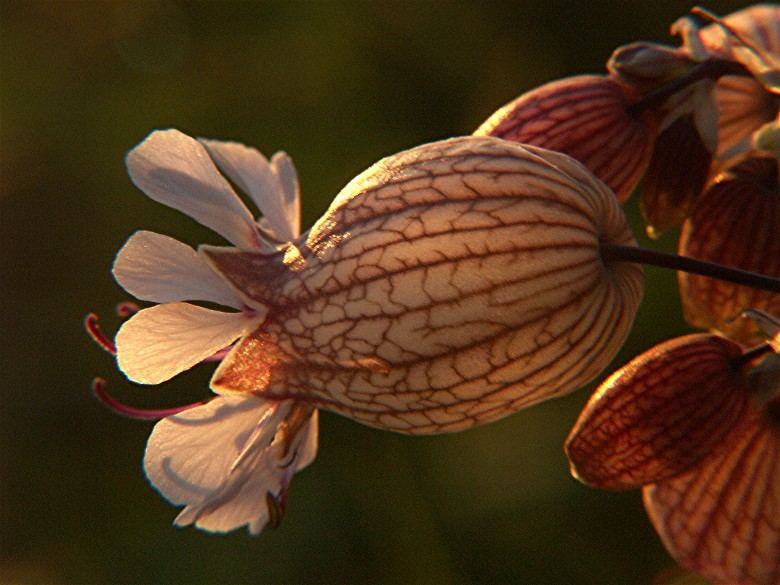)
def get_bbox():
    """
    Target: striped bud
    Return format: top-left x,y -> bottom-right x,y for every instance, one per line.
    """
643,367 -> 780,585
569,329 -> 780,584
204,136 -> 644,434
565,334 -> 747,490
641,114 -> 712,238
475,75 -> 658,202
678,156 -> 780,344
608,42 -> 694,91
